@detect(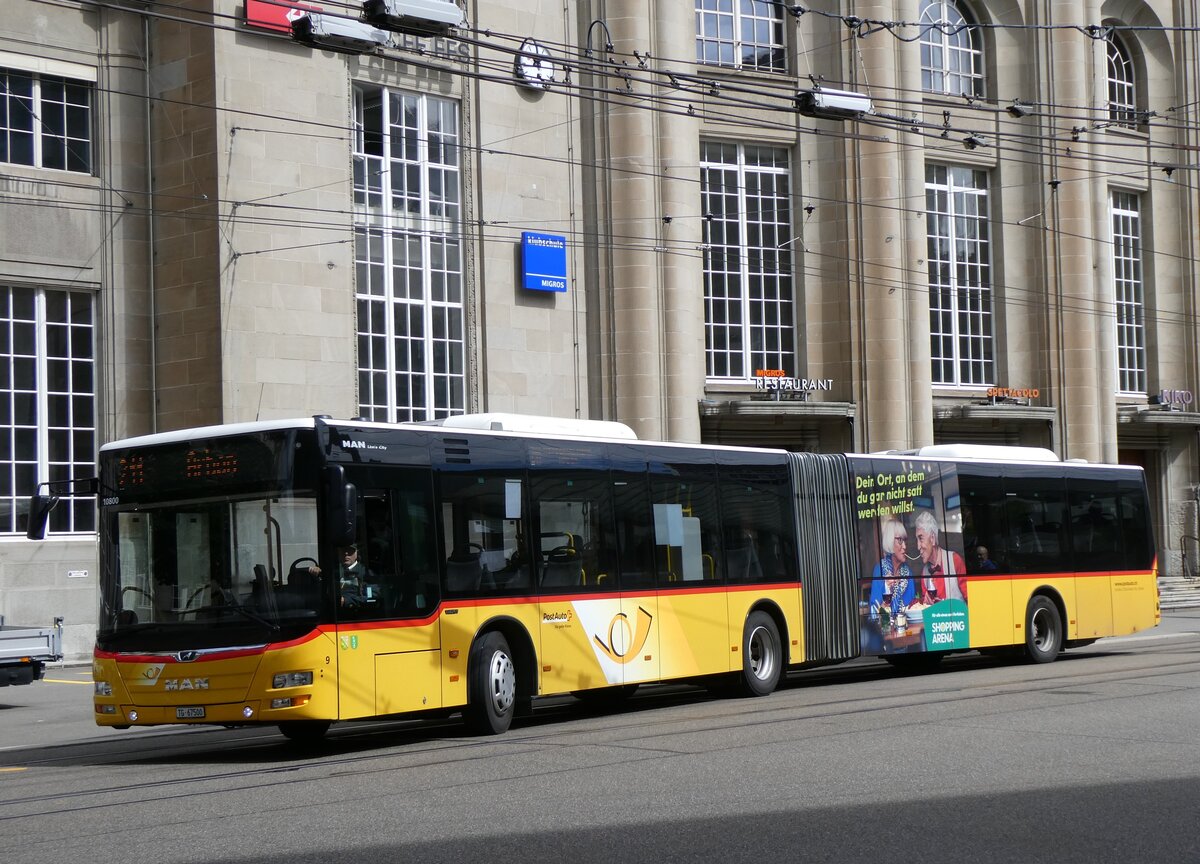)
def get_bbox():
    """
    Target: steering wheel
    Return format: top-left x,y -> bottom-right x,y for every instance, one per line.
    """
183,585 -> 210,610
122,585 -> 152,602
289,556 -> 320,574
